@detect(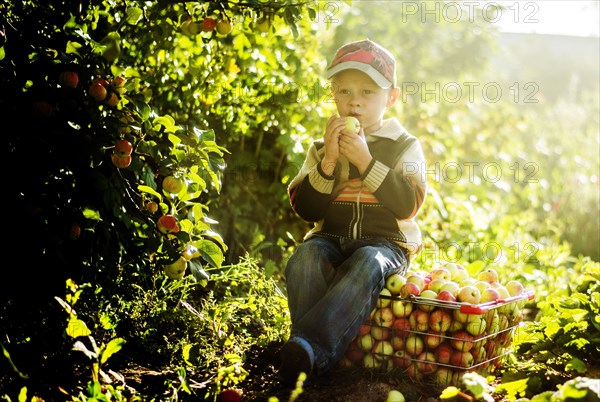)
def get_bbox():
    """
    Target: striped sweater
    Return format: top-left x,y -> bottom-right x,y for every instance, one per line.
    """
288,118 -> 427,257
